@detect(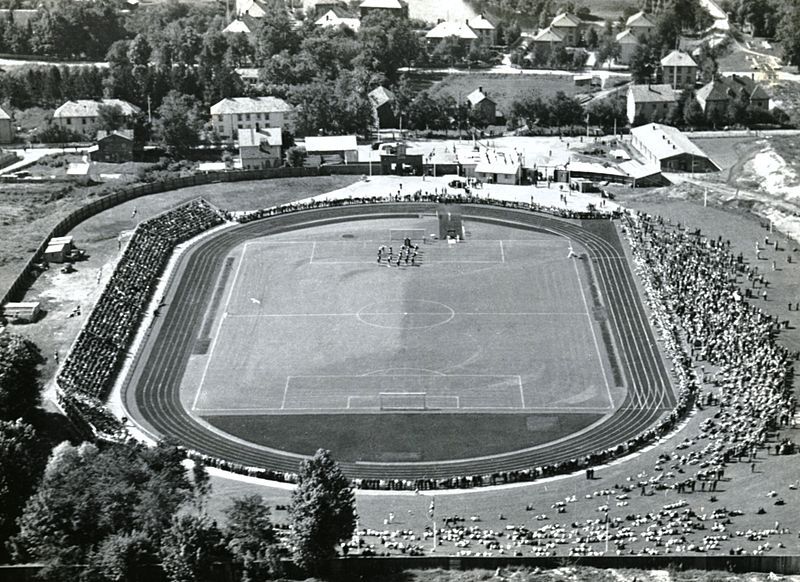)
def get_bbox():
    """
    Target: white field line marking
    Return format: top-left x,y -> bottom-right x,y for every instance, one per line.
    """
517,375 -> 525,408
280,376 -> 291,410
499,240 -> 505,263
572,255 -> 614,409
191,243 -> 248,411
193,405 -> 614,413
224,311 -> 587,318
309,241 -> 317,264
